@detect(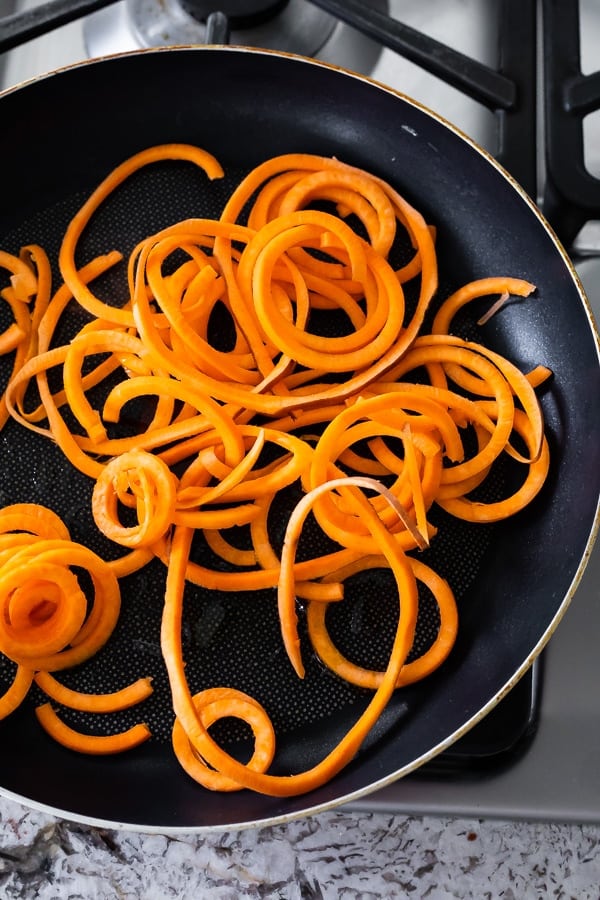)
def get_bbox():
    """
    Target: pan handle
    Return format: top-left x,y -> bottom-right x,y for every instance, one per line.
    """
0,0 -> 121,55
